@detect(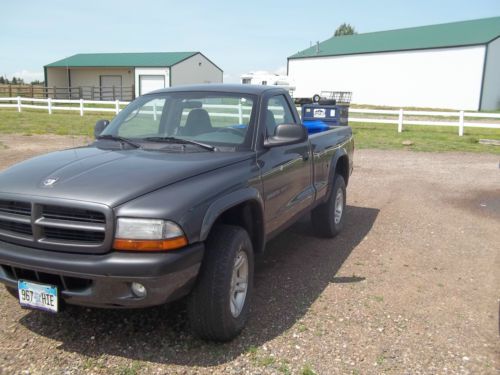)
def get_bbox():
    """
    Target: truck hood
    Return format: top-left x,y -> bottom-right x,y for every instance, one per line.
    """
0,146 -> 254,207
